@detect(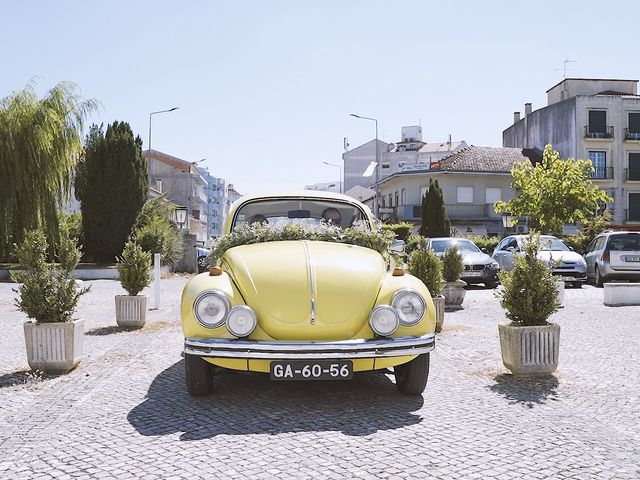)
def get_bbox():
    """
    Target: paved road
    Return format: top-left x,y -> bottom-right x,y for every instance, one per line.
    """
0,278 -> 639,479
